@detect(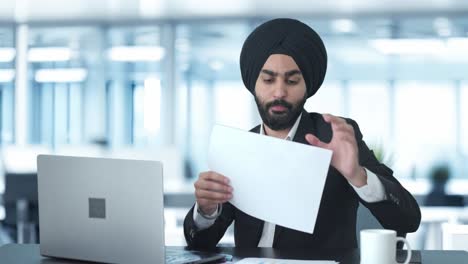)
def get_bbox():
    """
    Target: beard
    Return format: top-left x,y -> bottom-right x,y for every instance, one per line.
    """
255,93 -> 307,131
